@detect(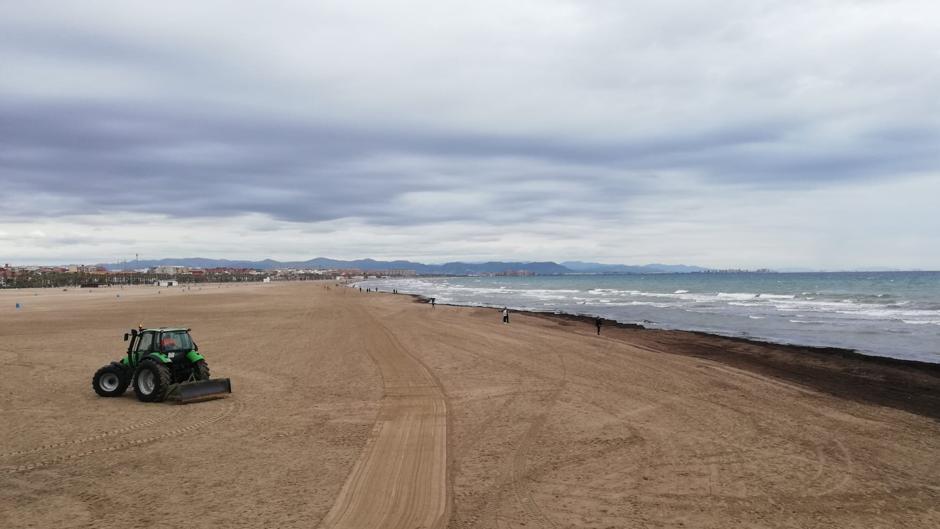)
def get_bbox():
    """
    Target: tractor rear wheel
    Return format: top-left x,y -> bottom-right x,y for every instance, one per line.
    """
134,359 -> 172,402
92,363 -> 130,397
193,360 -> 210,381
